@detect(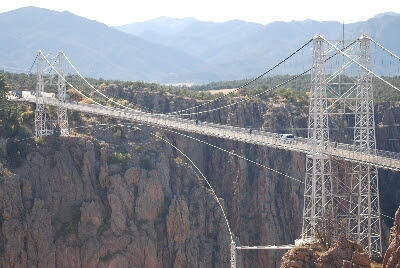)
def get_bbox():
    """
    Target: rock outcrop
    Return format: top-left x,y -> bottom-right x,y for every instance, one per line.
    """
383,206 -> 400,267
0,112 -> 305,268
280,236 -> 373,268
0,136 -> 236,267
